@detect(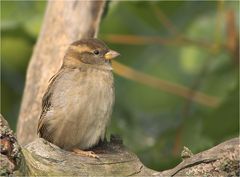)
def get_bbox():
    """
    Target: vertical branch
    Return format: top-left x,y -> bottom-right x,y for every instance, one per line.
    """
226,10 -> 239,63
17,0 -> 106,145
214,0 -> 224,50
